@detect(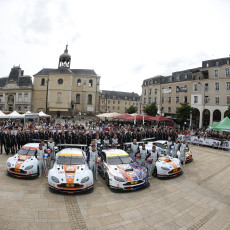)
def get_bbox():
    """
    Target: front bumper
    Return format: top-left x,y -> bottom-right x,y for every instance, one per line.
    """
157,169 -> 183,178
7,168 -> 37,178
48,183 -> 94,193
186,157 -> 193,163
110,179 -> 149,191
